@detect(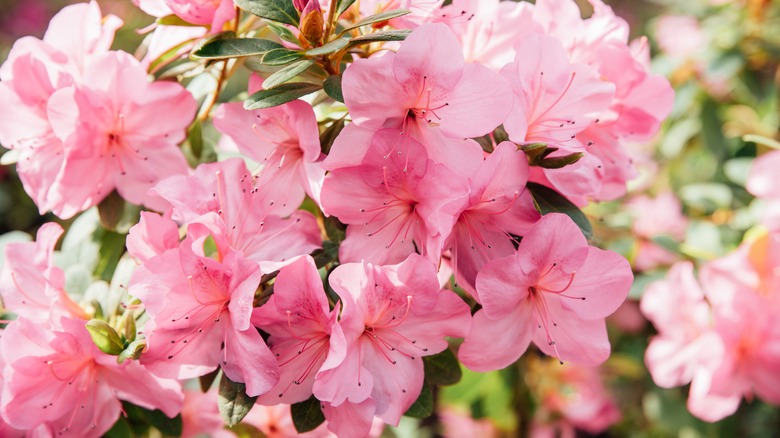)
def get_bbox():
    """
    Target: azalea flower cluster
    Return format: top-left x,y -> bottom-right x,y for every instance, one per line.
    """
641,157 -> 780,422
0,0 -> 671,436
